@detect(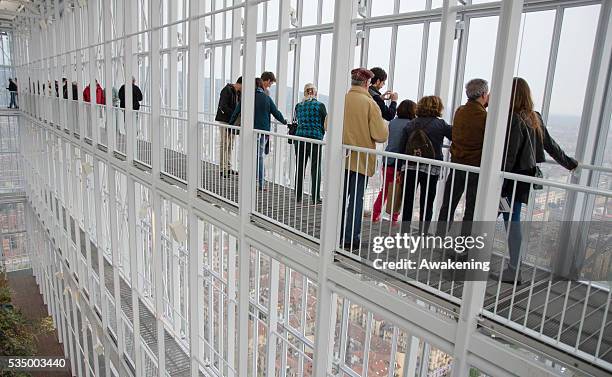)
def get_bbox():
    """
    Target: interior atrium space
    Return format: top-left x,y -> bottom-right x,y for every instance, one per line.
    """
0,0 -> 611,376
